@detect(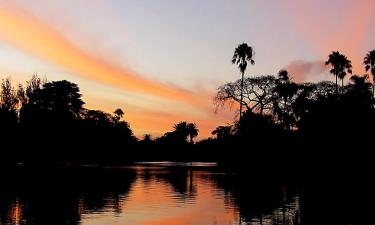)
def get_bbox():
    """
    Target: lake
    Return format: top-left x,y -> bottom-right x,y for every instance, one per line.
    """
0,162 -> 373,225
